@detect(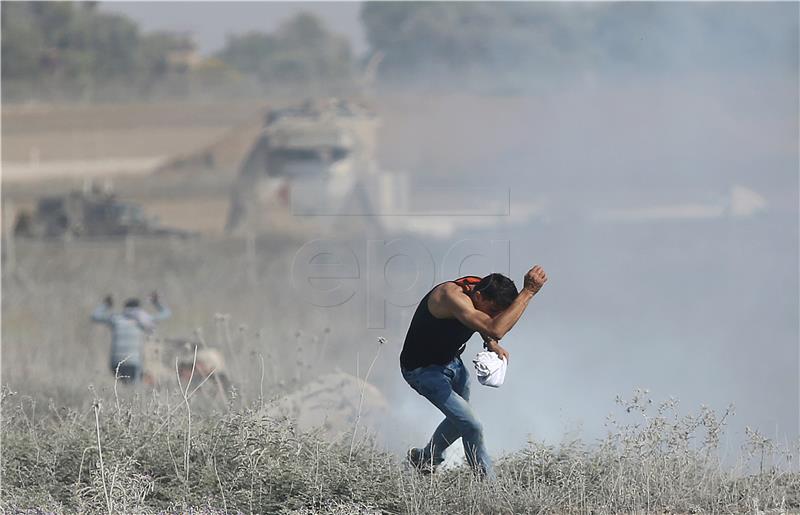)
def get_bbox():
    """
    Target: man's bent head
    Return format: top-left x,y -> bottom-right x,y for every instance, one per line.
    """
471,273 -> 518,317
124,298 -> 141,309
